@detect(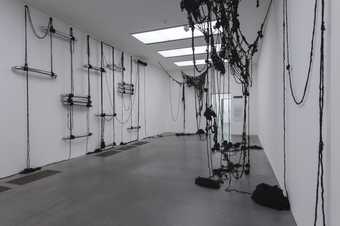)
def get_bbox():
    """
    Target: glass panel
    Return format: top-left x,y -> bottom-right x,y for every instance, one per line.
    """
212,93 -> 232,144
